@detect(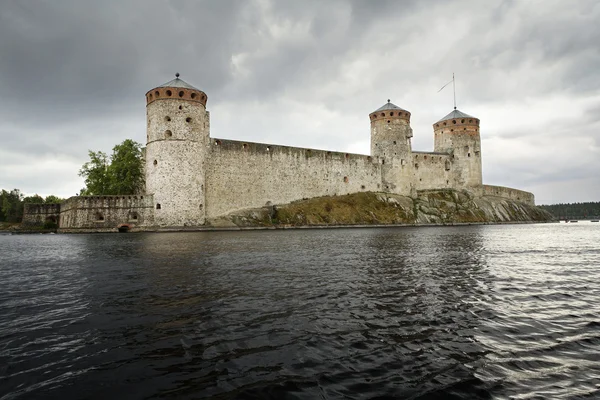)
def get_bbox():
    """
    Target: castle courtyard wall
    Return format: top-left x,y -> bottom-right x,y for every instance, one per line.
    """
58,195 -> 155,232
204,139 -> 383,219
